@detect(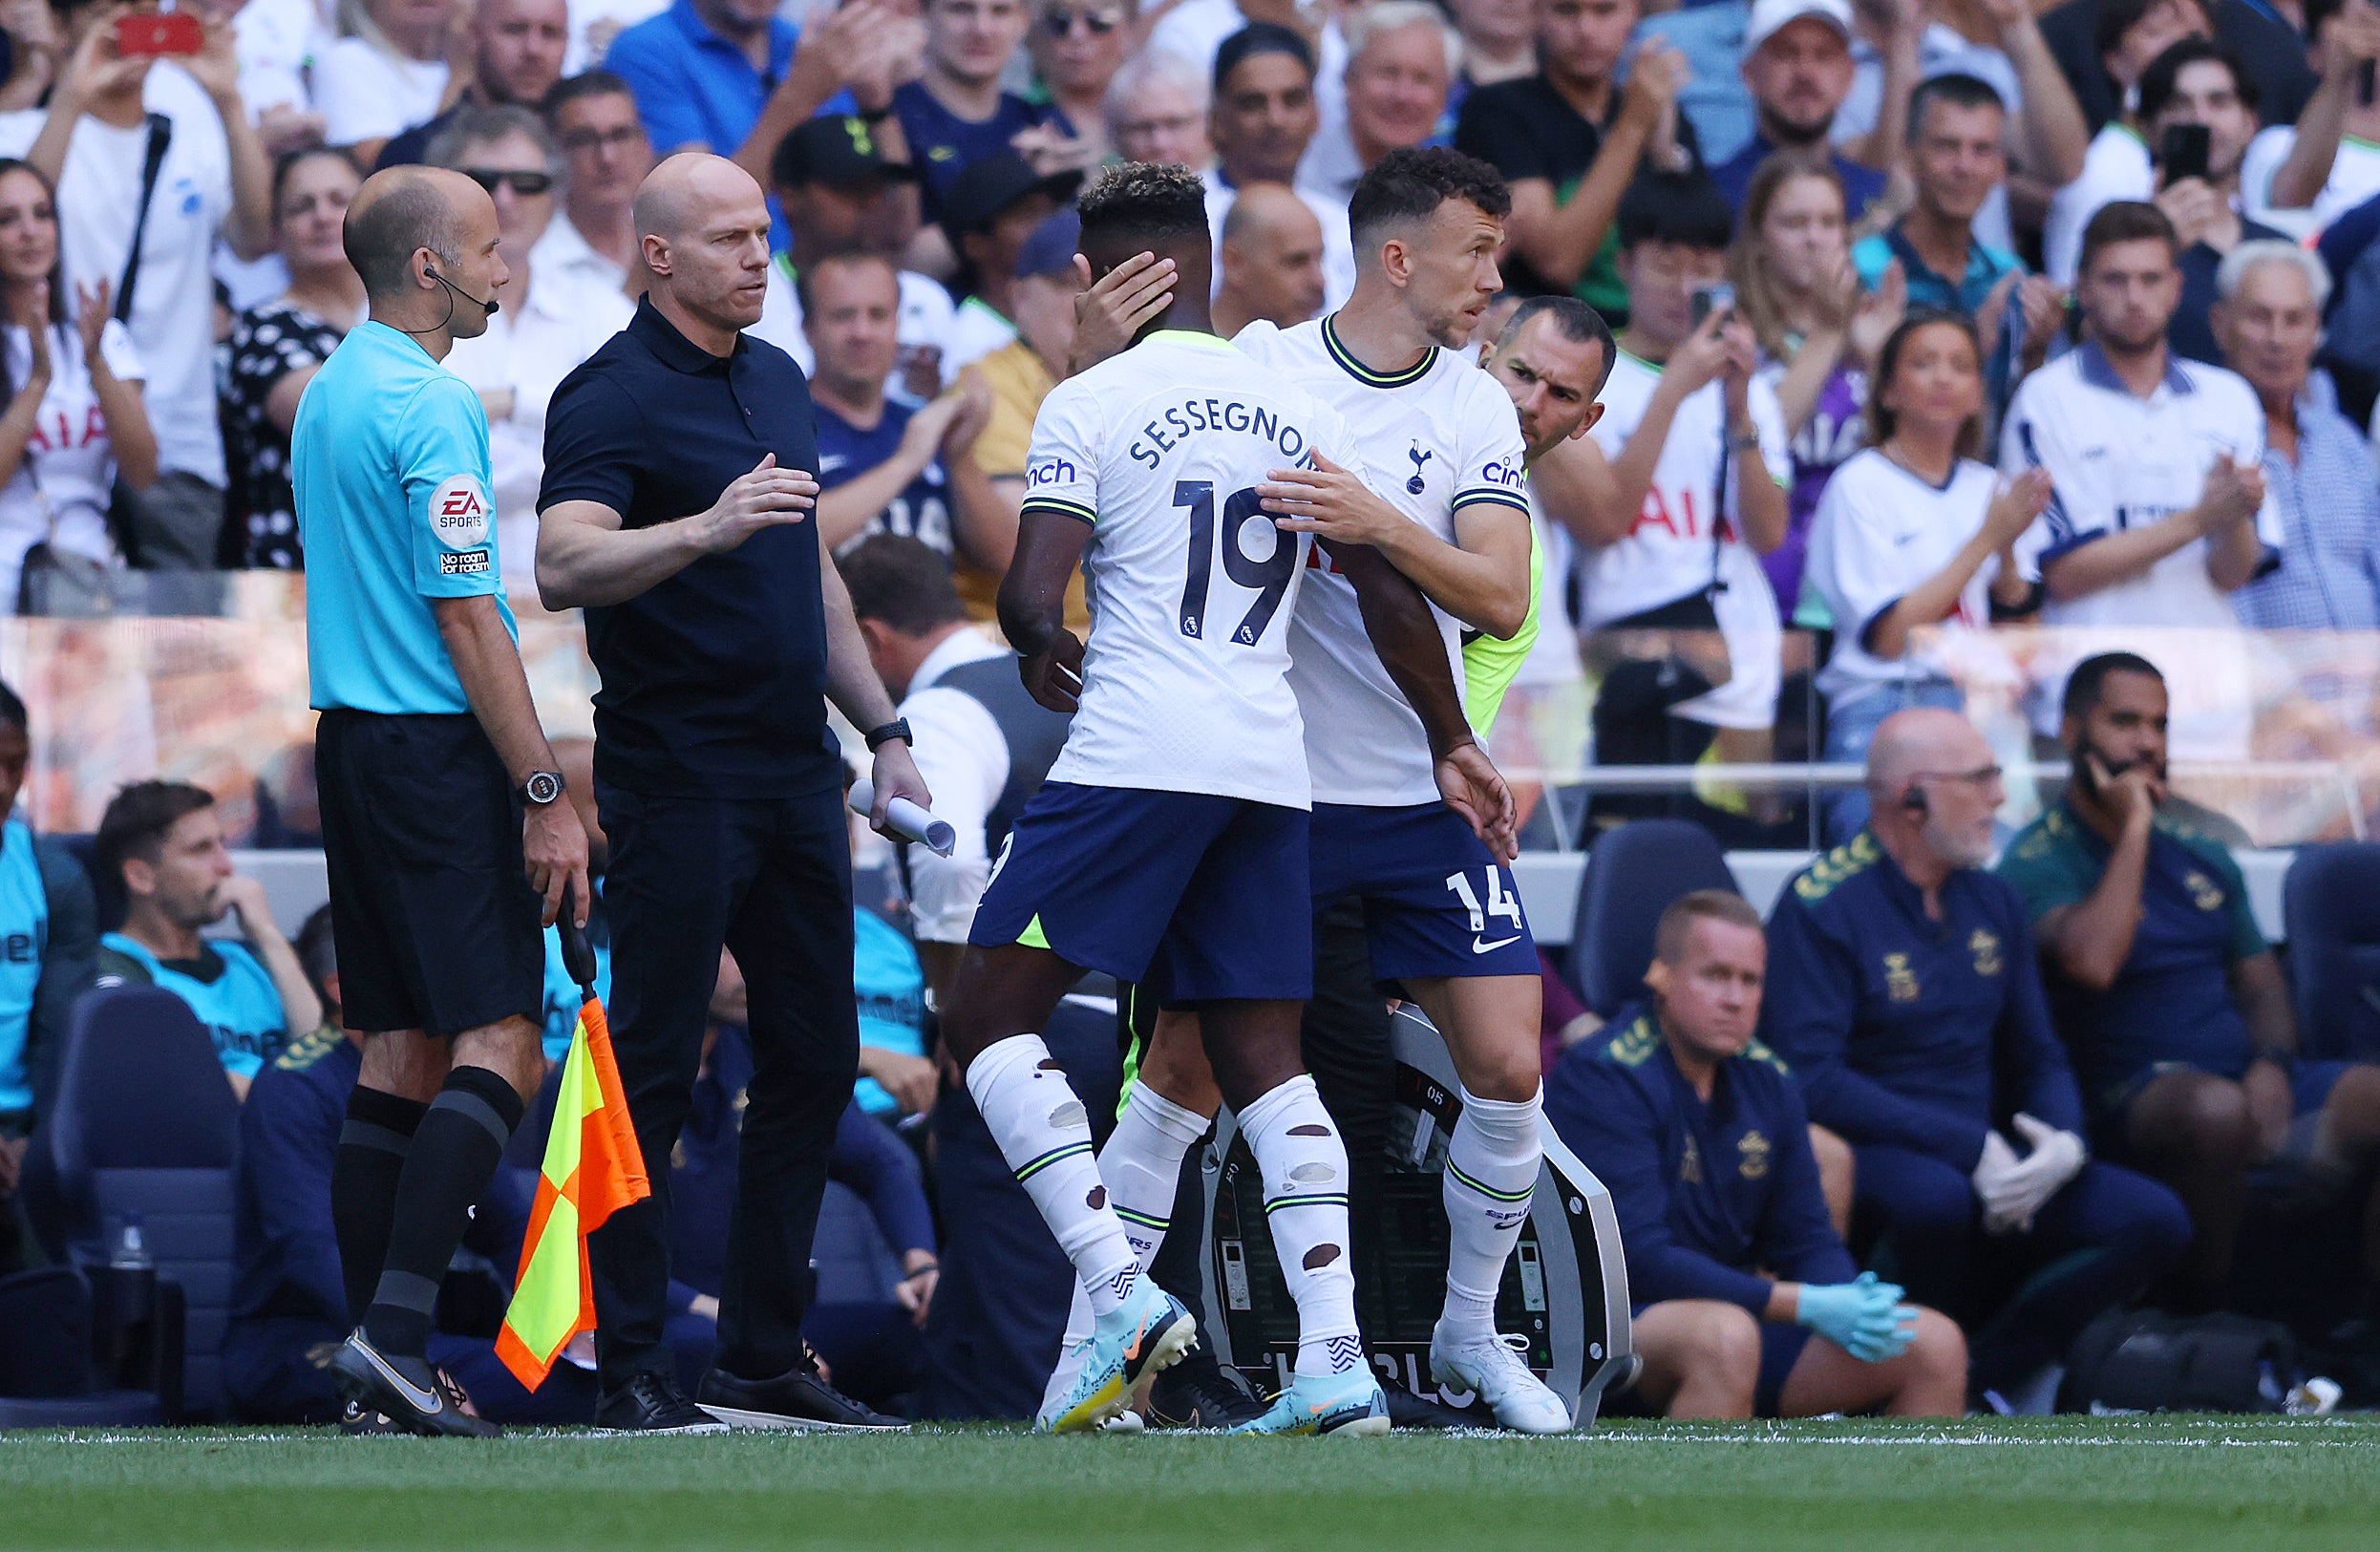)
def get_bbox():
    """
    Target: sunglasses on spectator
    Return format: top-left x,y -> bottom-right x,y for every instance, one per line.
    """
465,169 -> 555,197
1043,6 -> 1122,35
